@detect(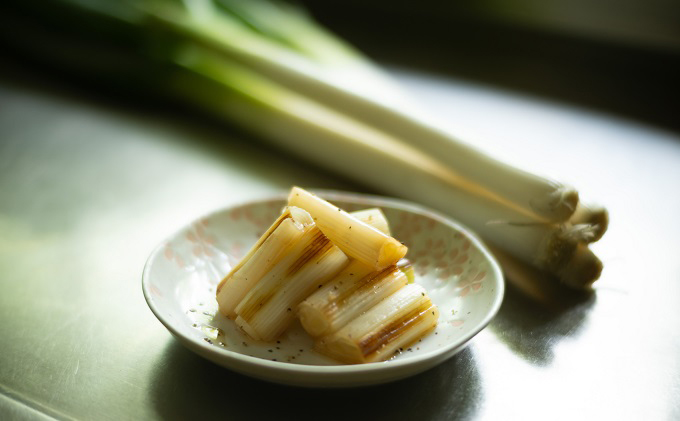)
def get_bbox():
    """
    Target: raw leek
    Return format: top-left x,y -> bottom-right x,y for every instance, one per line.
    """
151,0 -> 578,223
0,0 -> 608,288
